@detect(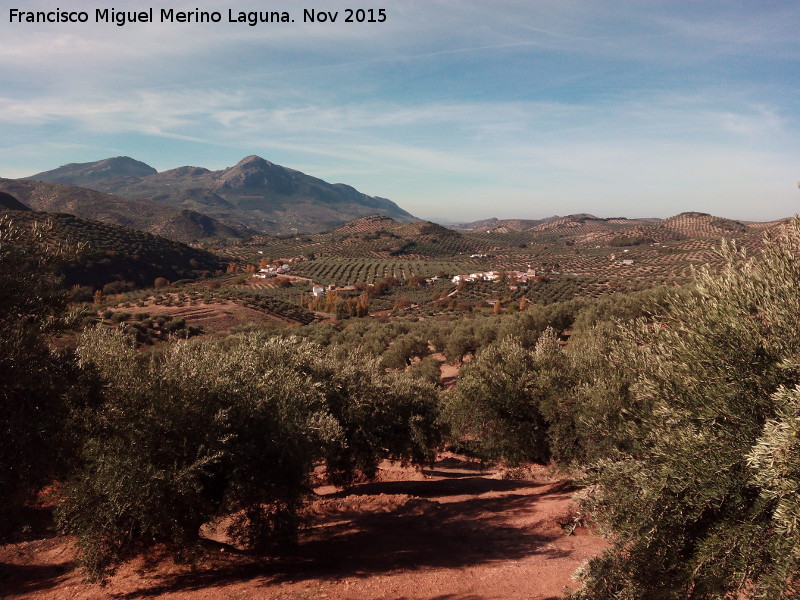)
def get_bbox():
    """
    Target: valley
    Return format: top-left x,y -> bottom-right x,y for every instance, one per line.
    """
1,172 -> 797,600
